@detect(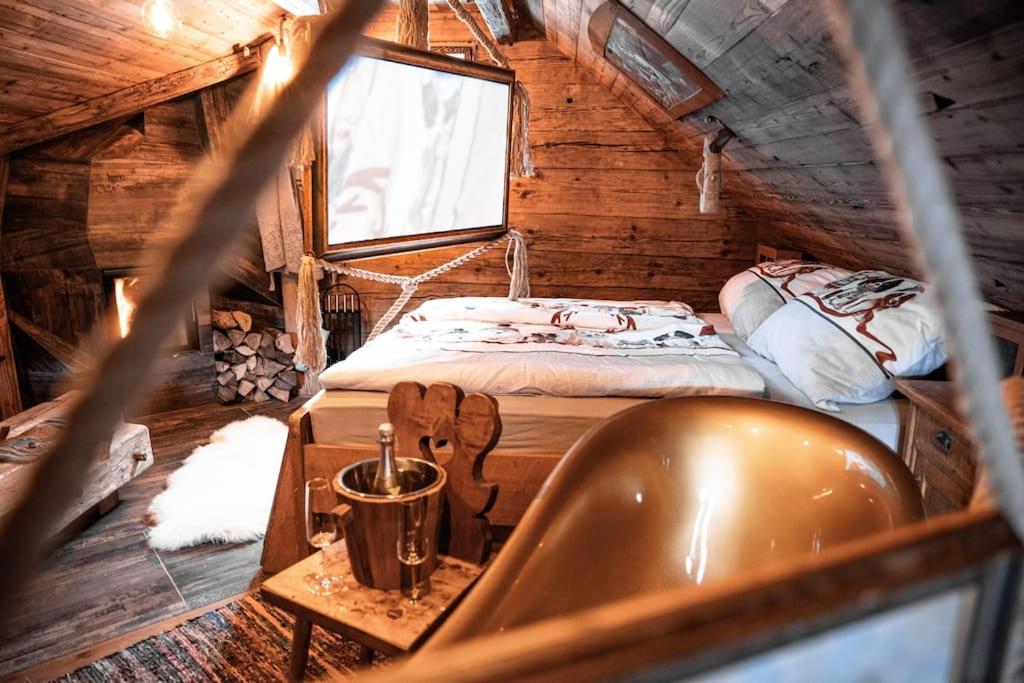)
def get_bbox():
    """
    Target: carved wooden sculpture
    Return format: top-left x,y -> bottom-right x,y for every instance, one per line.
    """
388,382 -> 501,564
